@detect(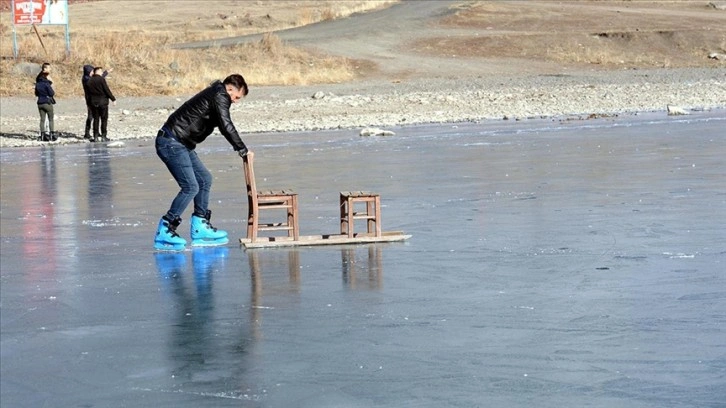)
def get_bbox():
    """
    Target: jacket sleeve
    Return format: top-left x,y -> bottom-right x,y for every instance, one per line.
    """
212,90 -> 247,151
82,81 -> 91,103
102,79 -> 116,102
